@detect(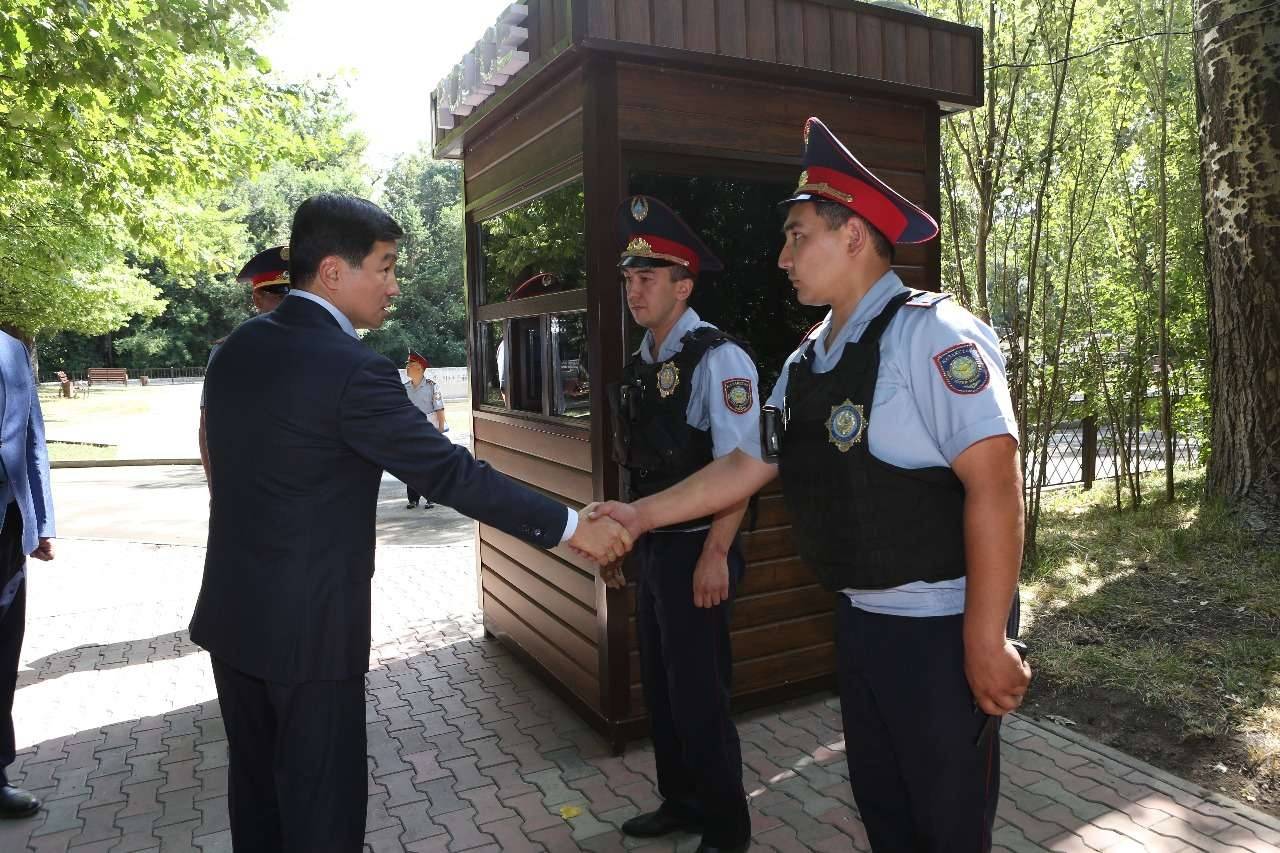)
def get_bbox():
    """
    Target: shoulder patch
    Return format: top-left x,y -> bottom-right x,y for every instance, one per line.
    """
905,291 -> 953,309
933,342 -> 990,394
722,378 -> 753,414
